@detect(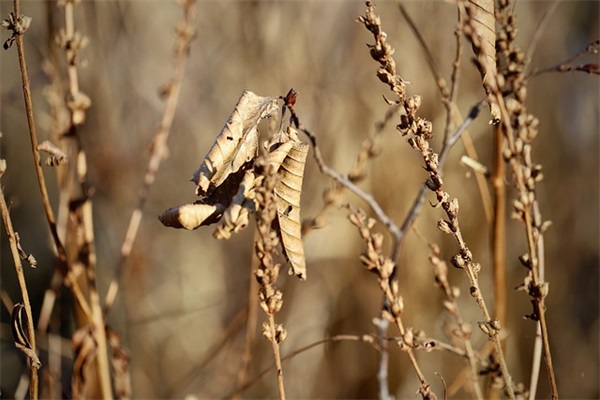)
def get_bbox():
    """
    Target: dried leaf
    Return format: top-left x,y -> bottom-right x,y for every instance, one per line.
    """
37,140 -> 68,166
158,203 -> 224,230
11,304 -> 41,368
11,303 -> 31,349
267,127 -> 309,280
213,170 -> 257,239
468,0 -> 500,123
15,232 -> 37,267
191,90 -> 279,197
